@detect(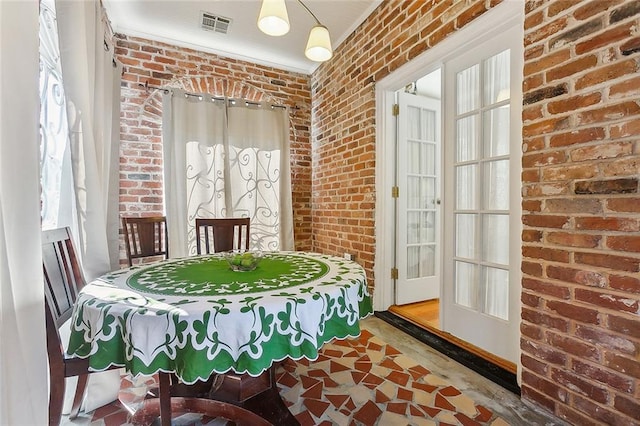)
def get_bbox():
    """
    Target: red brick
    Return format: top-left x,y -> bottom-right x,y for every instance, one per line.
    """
522,260 -> 543,276
607,235 -> 640,252
521,354 -> 549,376
522,214 -> 570,228
522,150 -> 567,167
575,324 -> 637,355
546,231 -> 600,248
546,300 -> 600,324
541,163 -> 599,181
546,55 -> 598,82
575,288 -> 639,314
522,246 -> 571,263
547,92 -> 601,114
521,322 -> 543,340
522,307 -> 570,332
575,251 -> 640,272
523,278 -> 570,299
613,395 -> 640,421
521,292 -> 542,308
576,101 -> 640,126
604,352 -> 640,379
548,127 -> 605,147
546,265 -> 606,288
610,119 -> 640,138
550,368 -> 608,403
571,359 -> 634,393
576,59 -> 638,90
575,217 -> 639,232
571,142 -> 633,162
574,0 -> 623,20
609,274 -> 640,294
555,405 -> 600,426
609,76 -> 640,98
547,332 -> 599,361
522,229 -> 543,243
521,385 -> 557,413
521,370 -> 569,401
572,394 -> 630,425
606,198 -> 640,213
